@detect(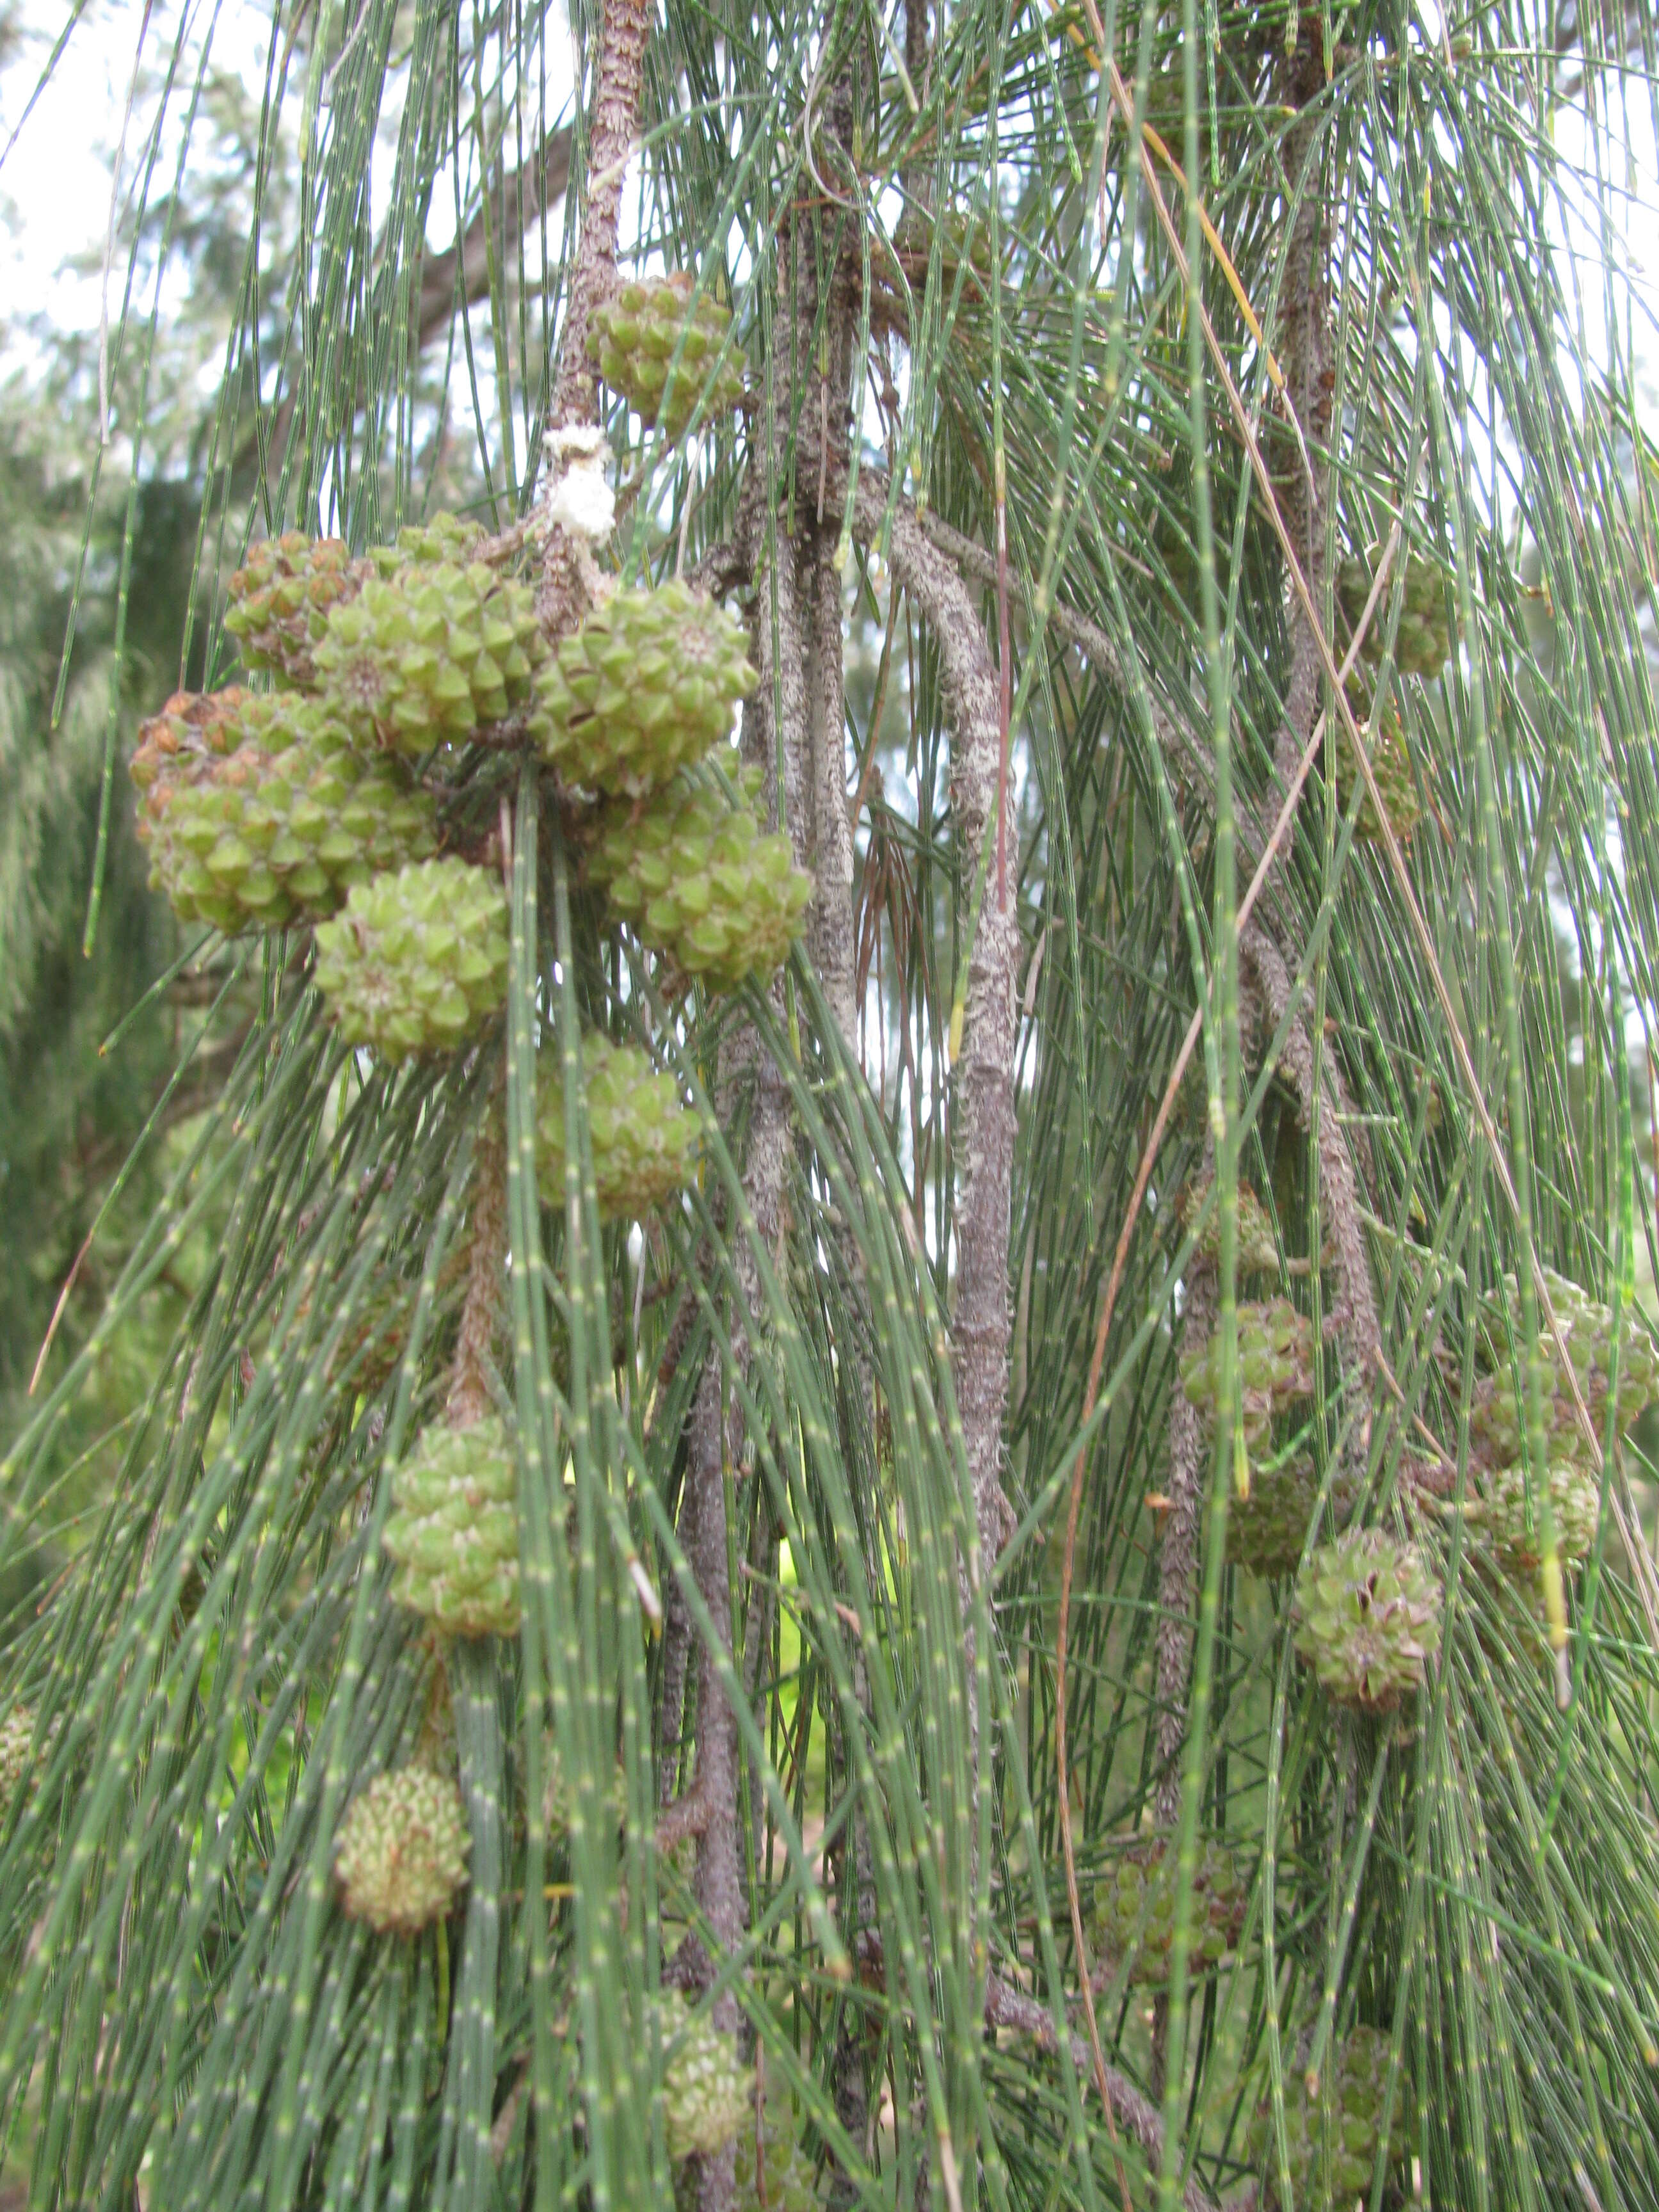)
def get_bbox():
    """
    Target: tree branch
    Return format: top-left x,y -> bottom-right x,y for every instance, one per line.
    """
415,129 -> 573,354
843,474 -> 1017,1574
548,4 -> 650,433
984,1975 -> 1219,2212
